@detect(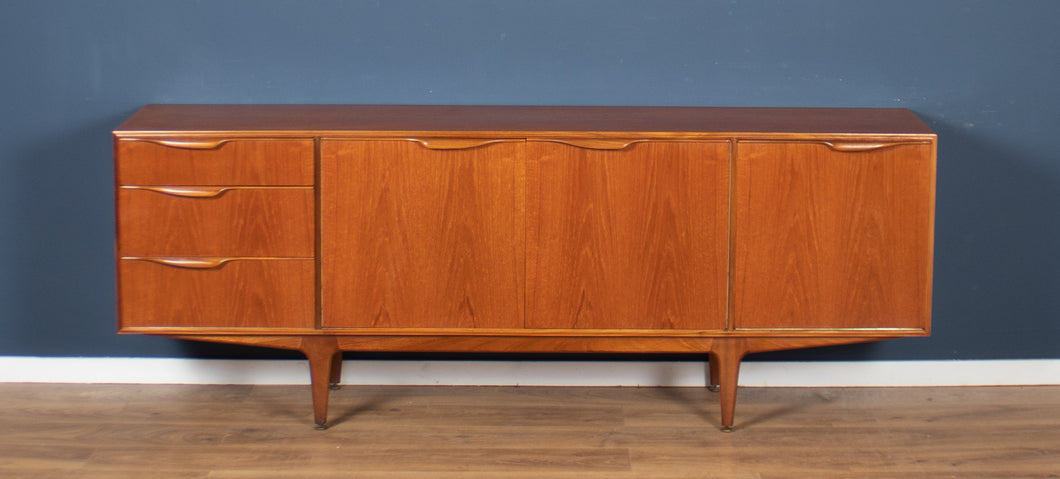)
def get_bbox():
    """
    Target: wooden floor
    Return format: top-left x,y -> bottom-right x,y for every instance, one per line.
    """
0,384 -> 1056,478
